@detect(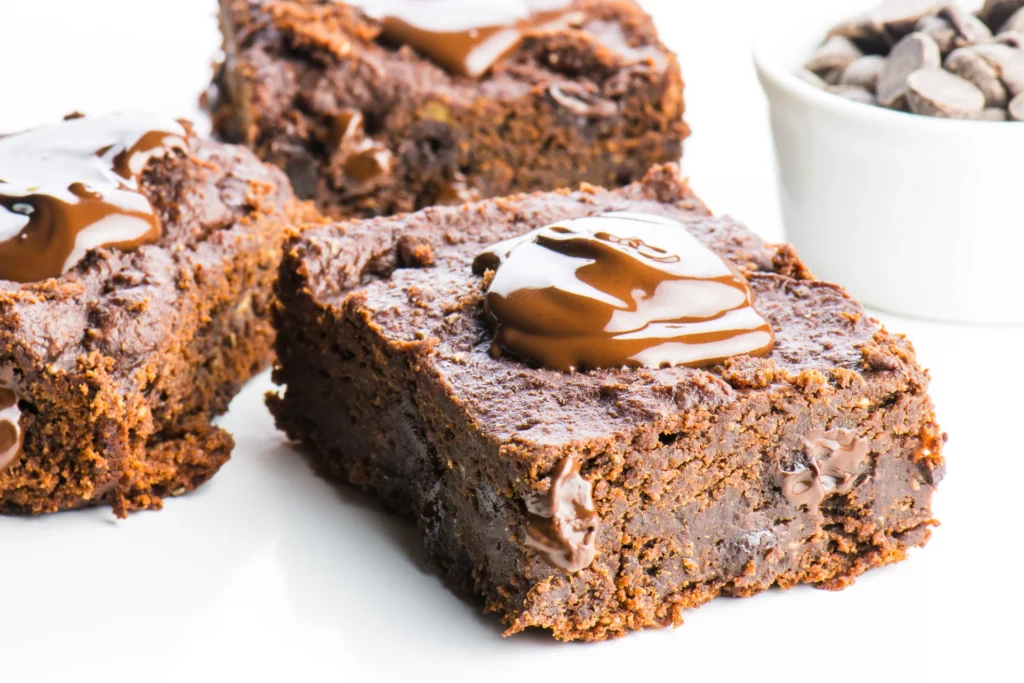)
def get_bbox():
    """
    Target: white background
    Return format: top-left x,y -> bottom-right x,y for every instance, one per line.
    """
0,1 -> 1020,681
